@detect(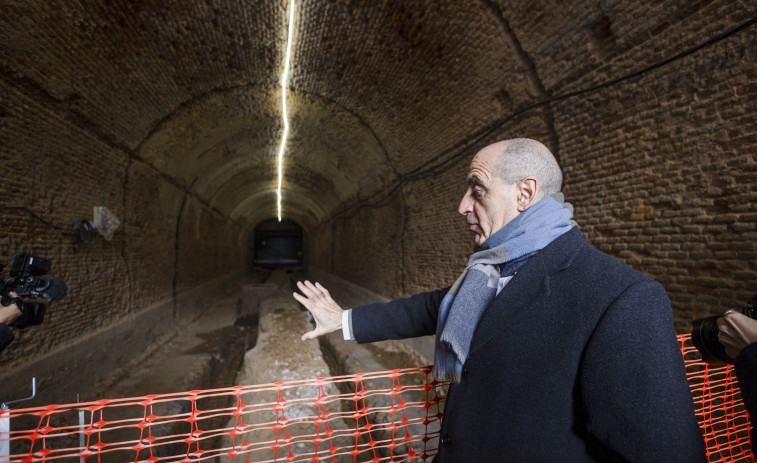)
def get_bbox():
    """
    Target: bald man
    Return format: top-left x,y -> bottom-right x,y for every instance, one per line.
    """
295,139 -> 705,461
